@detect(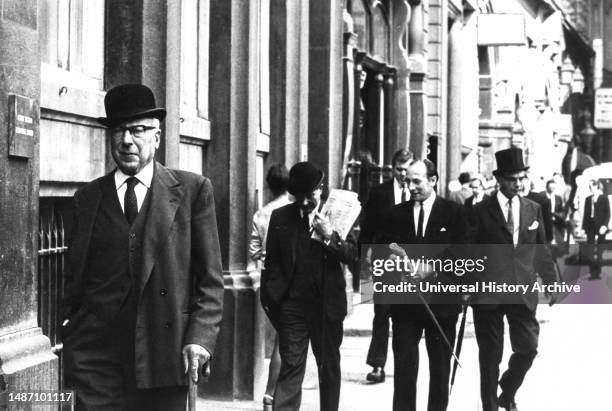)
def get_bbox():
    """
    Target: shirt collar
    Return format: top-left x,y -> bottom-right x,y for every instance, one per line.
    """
114,160 -> 155,190
394,178 -> 406,190
418,191 -> 436,208
497,190 -> 516,206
